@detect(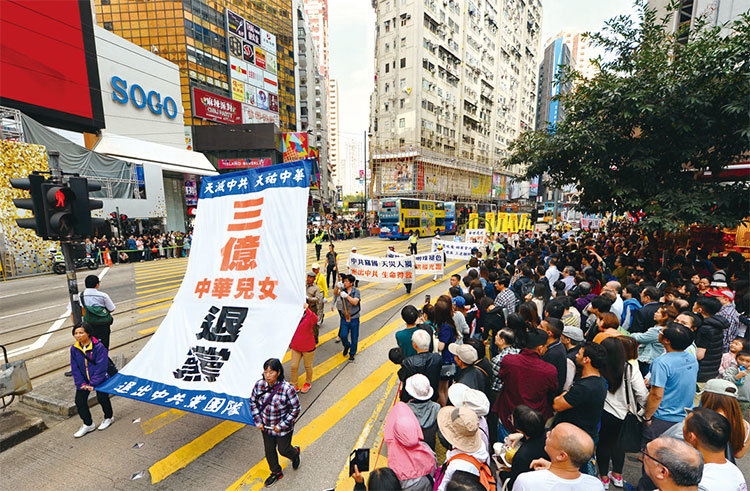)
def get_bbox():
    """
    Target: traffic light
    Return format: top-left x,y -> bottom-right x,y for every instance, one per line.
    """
42,182 -> 75,239
10,174 -> 48,237
69,176 -> 105,237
